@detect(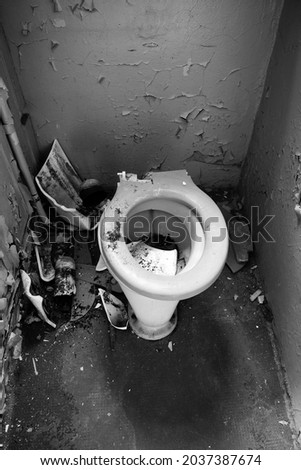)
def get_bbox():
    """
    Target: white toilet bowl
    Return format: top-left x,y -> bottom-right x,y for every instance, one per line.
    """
98,170 -> 228,340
